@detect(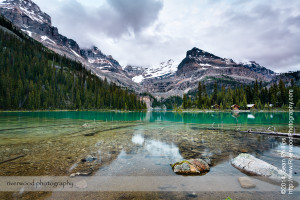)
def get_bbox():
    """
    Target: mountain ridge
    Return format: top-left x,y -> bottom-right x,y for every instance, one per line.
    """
0,0 -> 139,90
